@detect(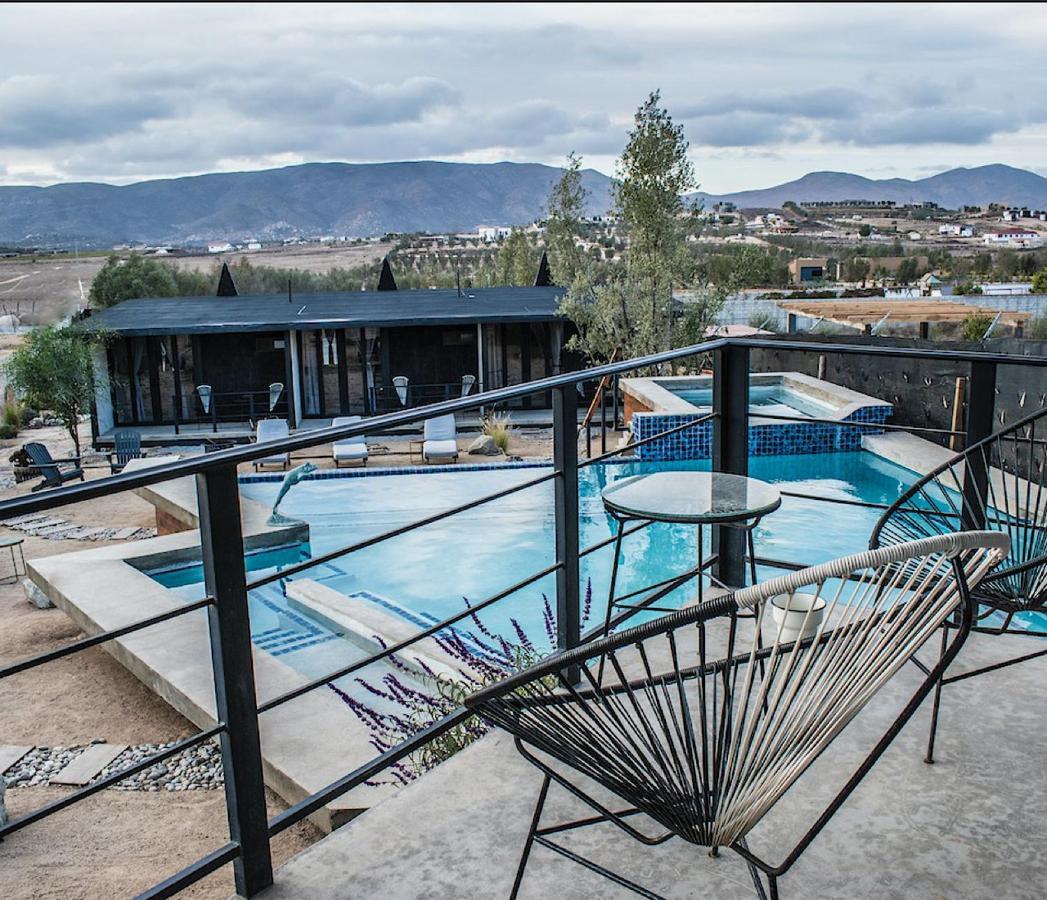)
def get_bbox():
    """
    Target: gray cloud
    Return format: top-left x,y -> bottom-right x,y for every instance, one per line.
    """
0,4 -> 1045,188
681,88 -> 866,121
0,75 -> 175,148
